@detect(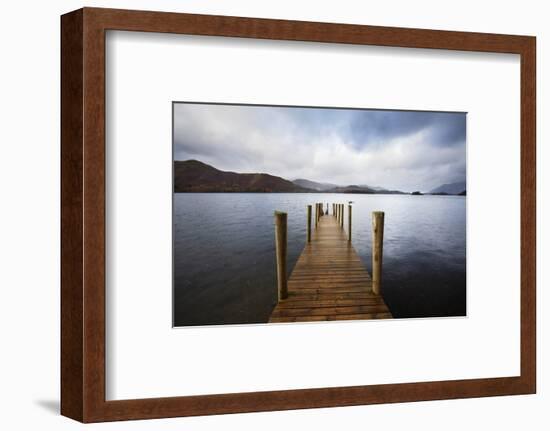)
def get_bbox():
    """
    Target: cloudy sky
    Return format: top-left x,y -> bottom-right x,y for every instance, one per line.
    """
173,103 -> 466,192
